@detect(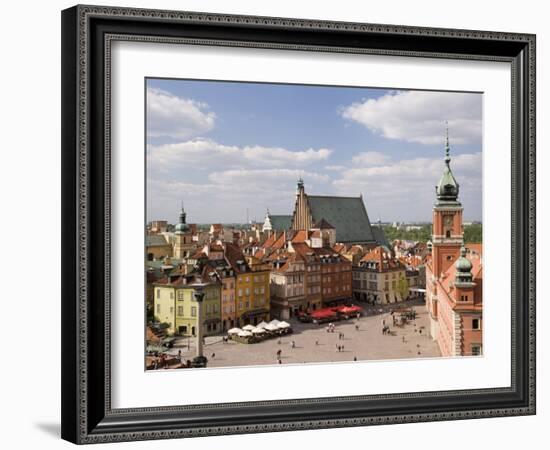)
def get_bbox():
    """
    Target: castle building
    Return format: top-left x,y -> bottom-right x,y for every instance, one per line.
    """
425,129 -> 483,356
